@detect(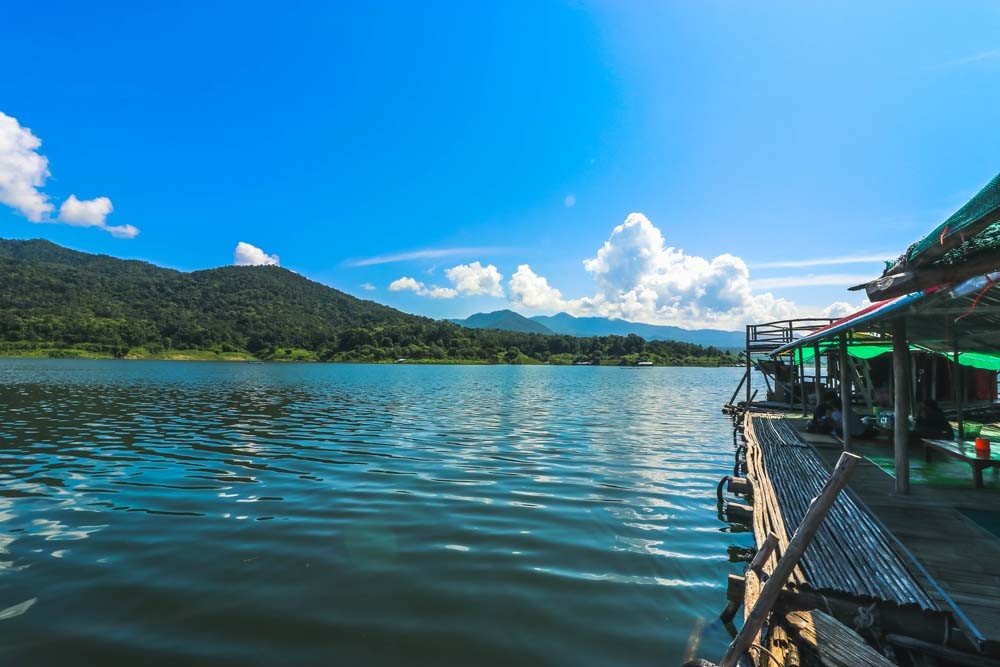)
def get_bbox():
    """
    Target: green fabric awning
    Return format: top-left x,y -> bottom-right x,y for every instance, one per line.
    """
945,351 -> 1000,372
794,342 -> 1000,371
797,343 -> 896,364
